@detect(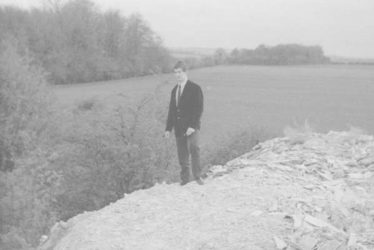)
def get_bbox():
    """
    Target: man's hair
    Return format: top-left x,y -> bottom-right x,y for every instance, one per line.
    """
173,61 -> 187,72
